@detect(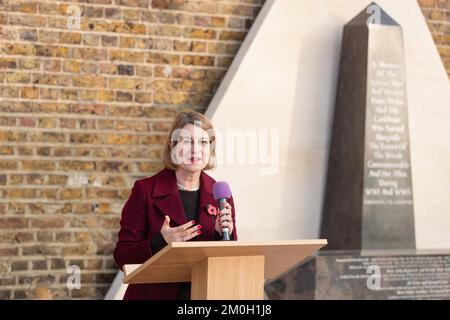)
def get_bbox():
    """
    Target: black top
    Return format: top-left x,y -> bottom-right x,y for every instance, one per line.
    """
150,189 -> 200,300
178,189 -> 200,222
